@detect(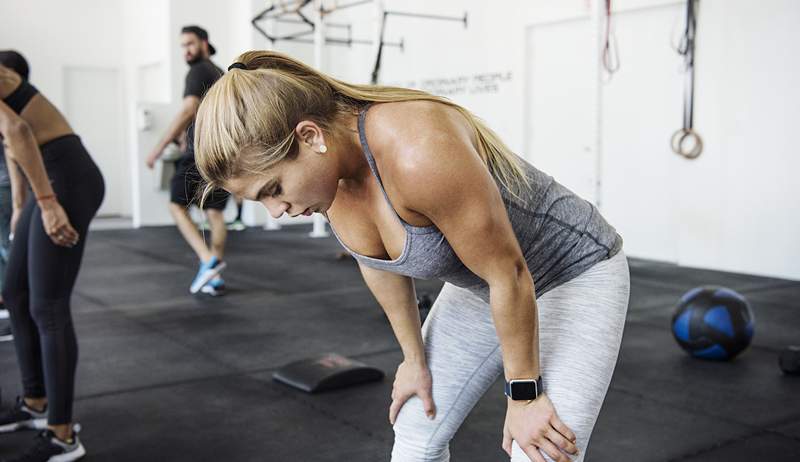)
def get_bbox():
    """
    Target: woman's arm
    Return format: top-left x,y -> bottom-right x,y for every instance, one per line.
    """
377,105 -> 539,381
0,100 -> 55,201
0,99 -> 78,247
358,263 -> 436,423
359,264 -> 425,362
